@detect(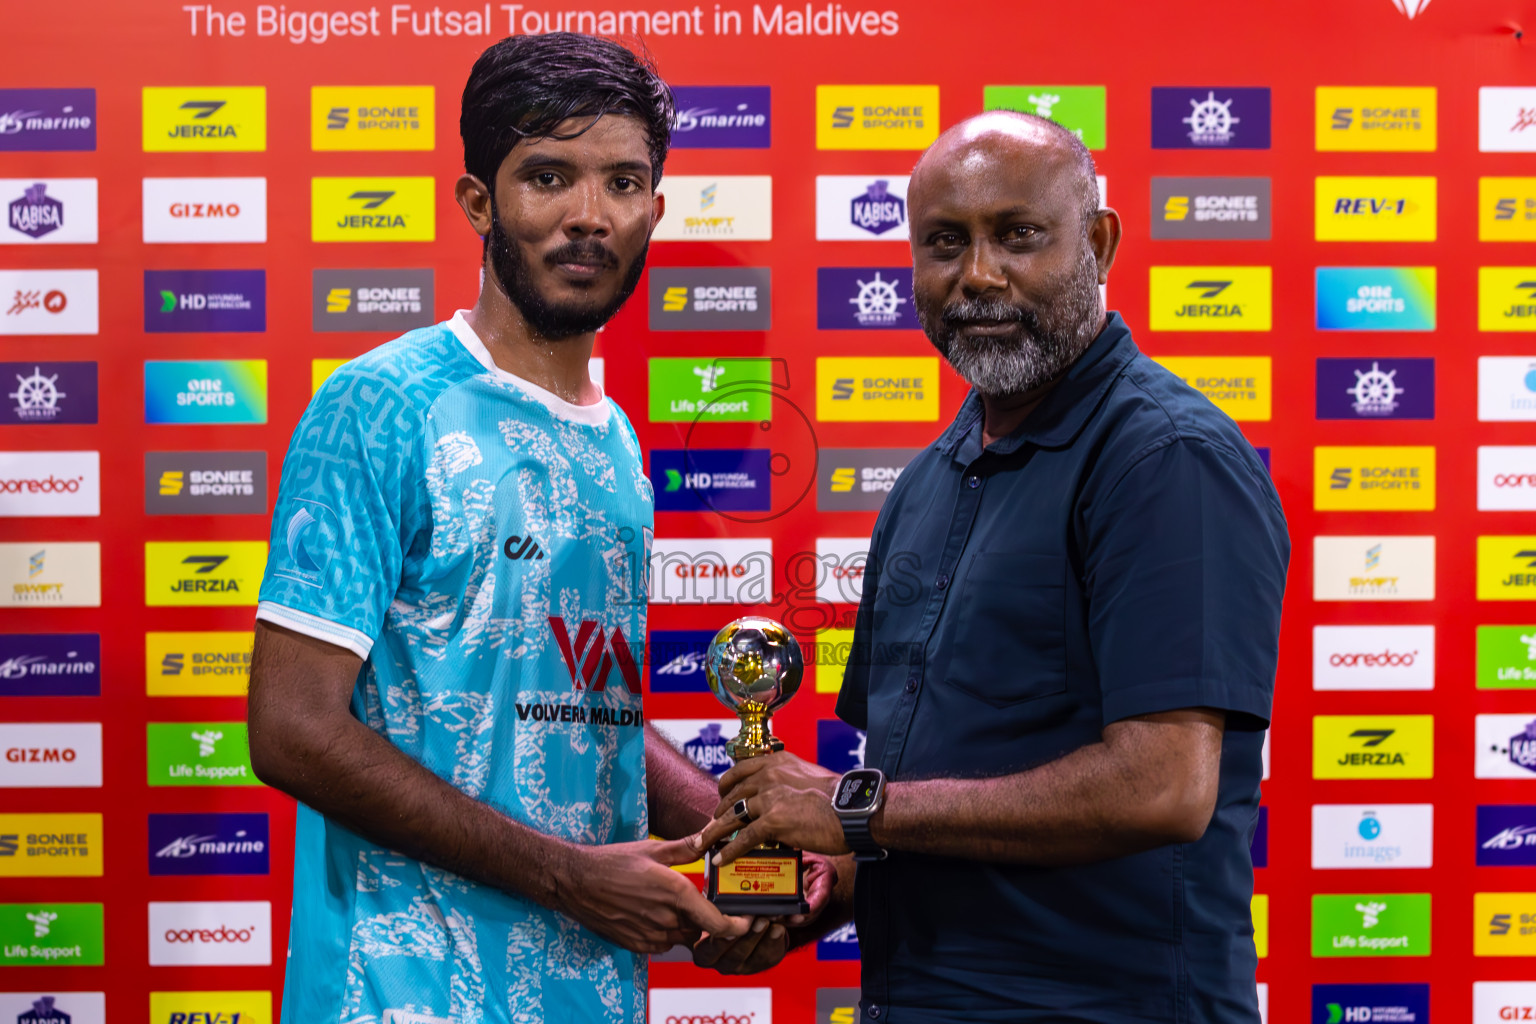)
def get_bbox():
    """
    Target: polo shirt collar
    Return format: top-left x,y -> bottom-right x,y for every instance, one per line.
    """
938,311 -> 1138,460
